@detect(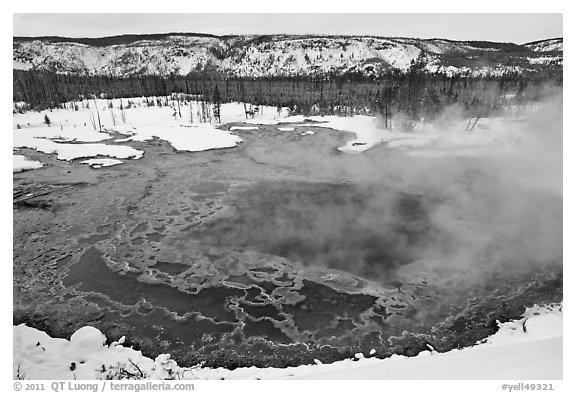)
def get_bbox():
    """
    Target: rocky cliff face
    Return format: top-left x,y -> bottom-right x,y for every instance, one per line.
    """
13,34 -> 563,77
